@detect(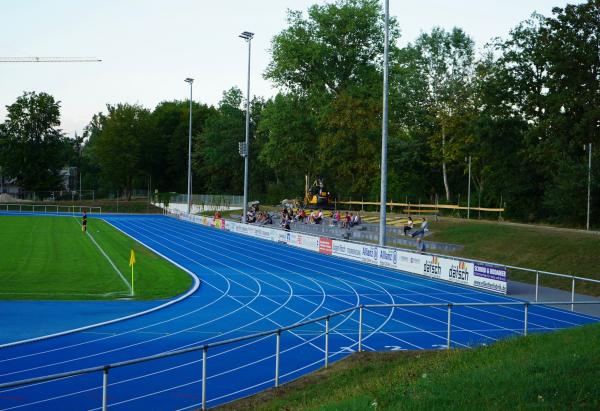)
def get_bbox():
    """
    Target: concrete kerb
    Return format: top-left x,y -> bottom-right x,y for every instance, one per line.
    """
0,215 -> 201,350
